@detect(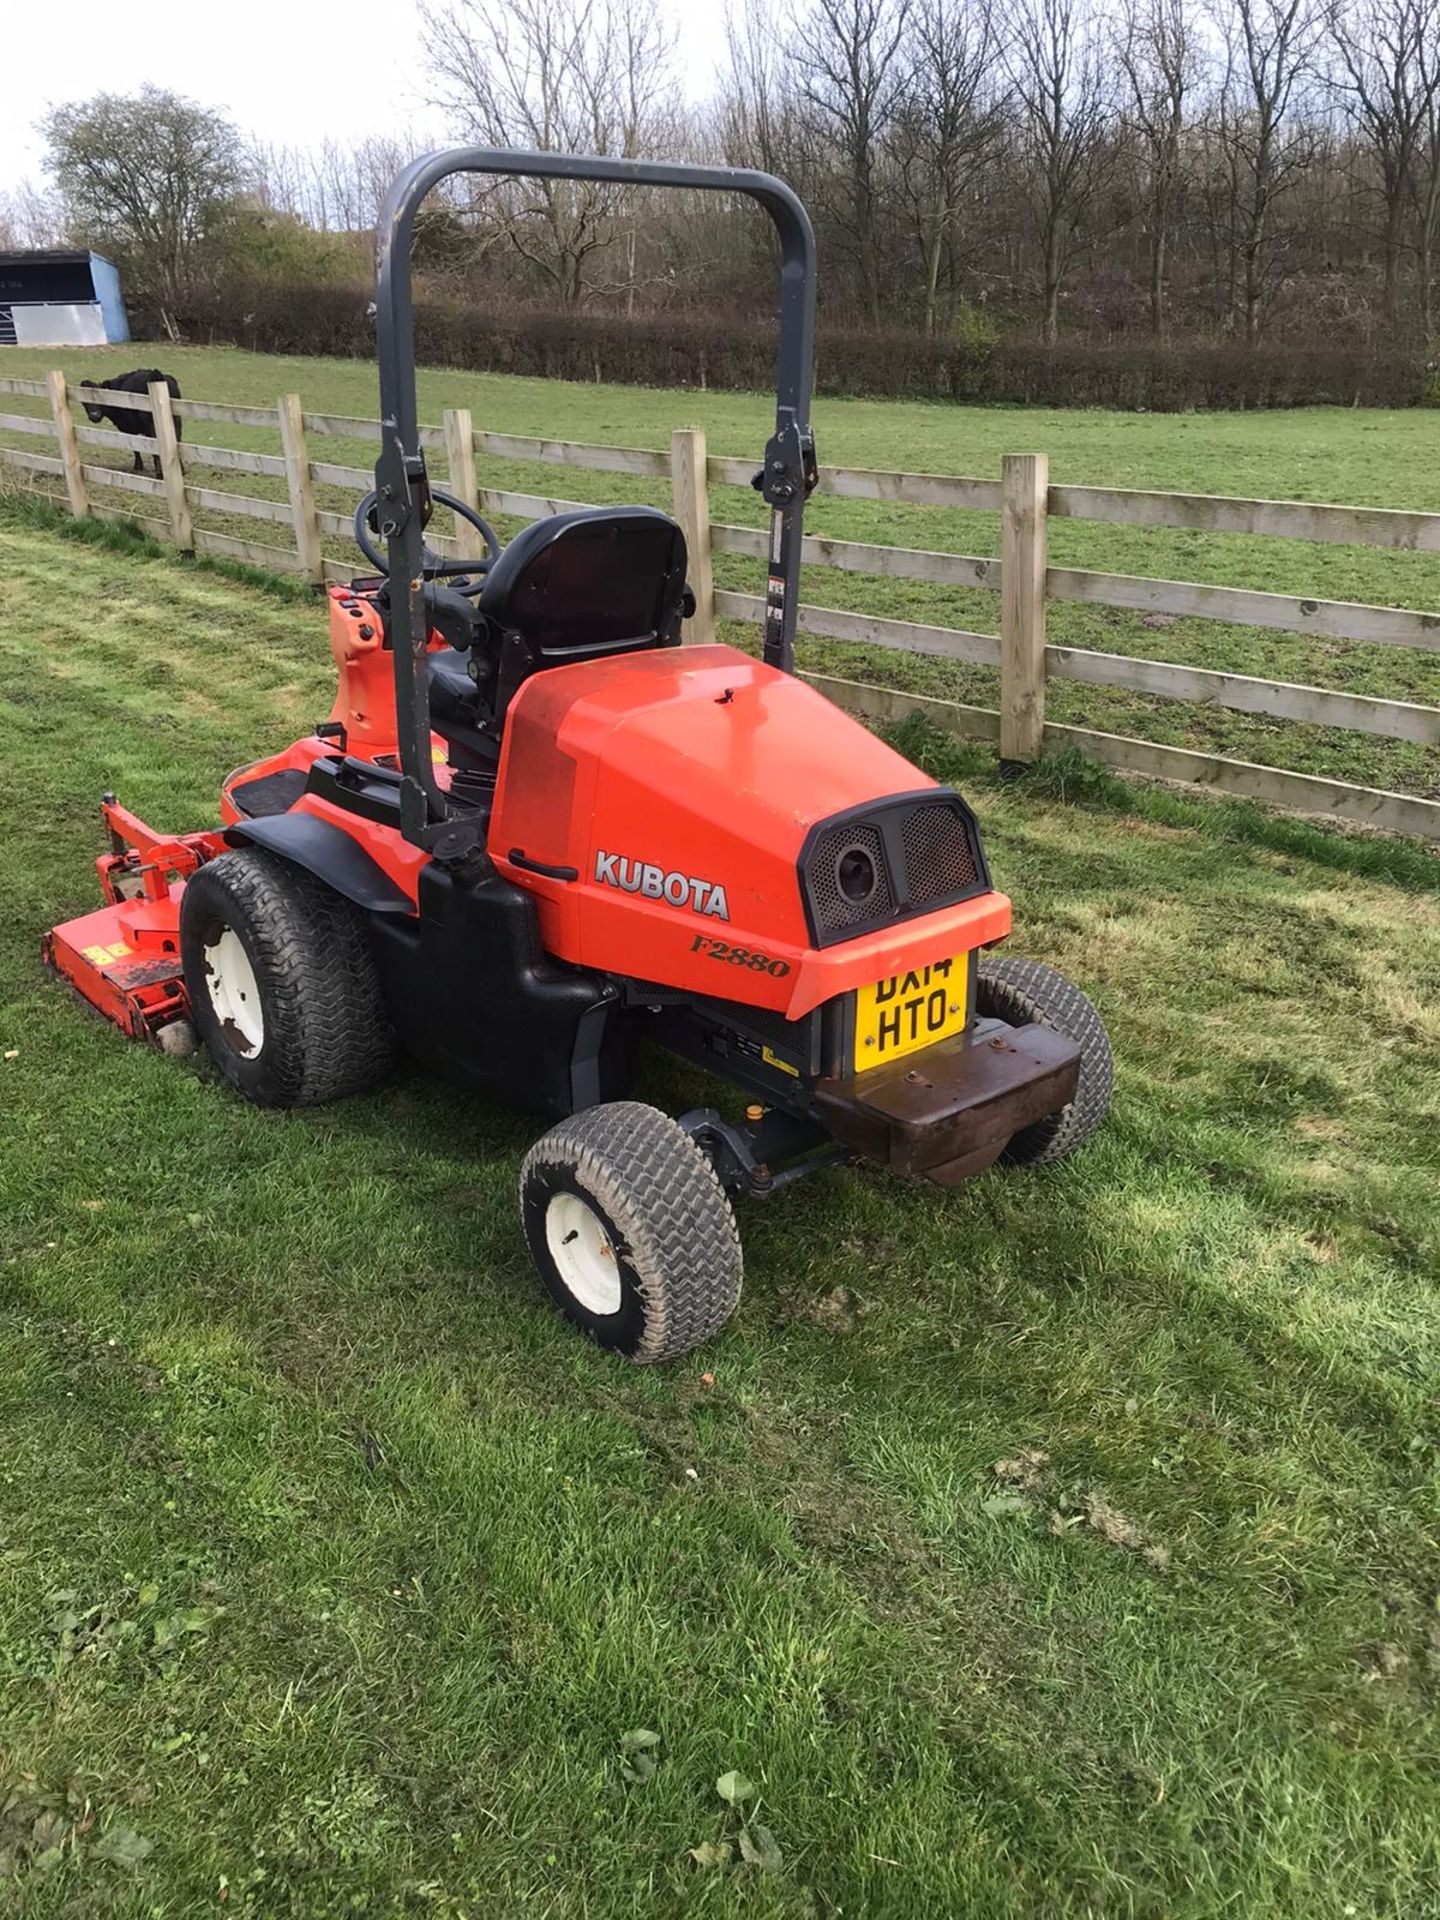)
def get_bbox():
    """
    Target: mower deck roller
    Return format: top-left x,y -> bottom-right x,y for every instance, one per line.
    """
46,145 -> 1113,1364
